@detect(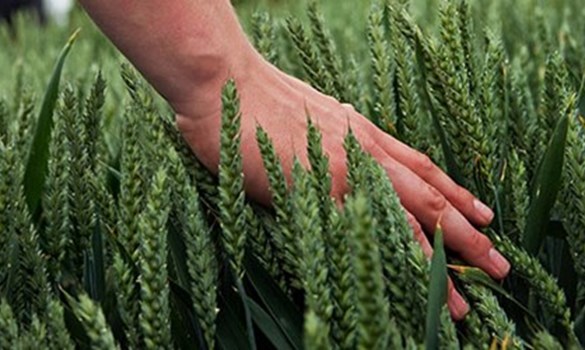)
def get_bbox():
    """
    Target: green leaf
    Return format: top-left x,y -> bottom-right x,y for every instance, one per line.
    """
247,297 -> 294,350
523,114 -> 569,254
425,227 -> 447,350
575,305 -> 585,346
217,285 -> 252,350
167,220 -> 191,290
234,274 -> 257,350
169,279 -> 208,350
83,215 -> 105,303
245,254 -> 303,350
543,236 -> 577,312
23,29 -> 80,215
